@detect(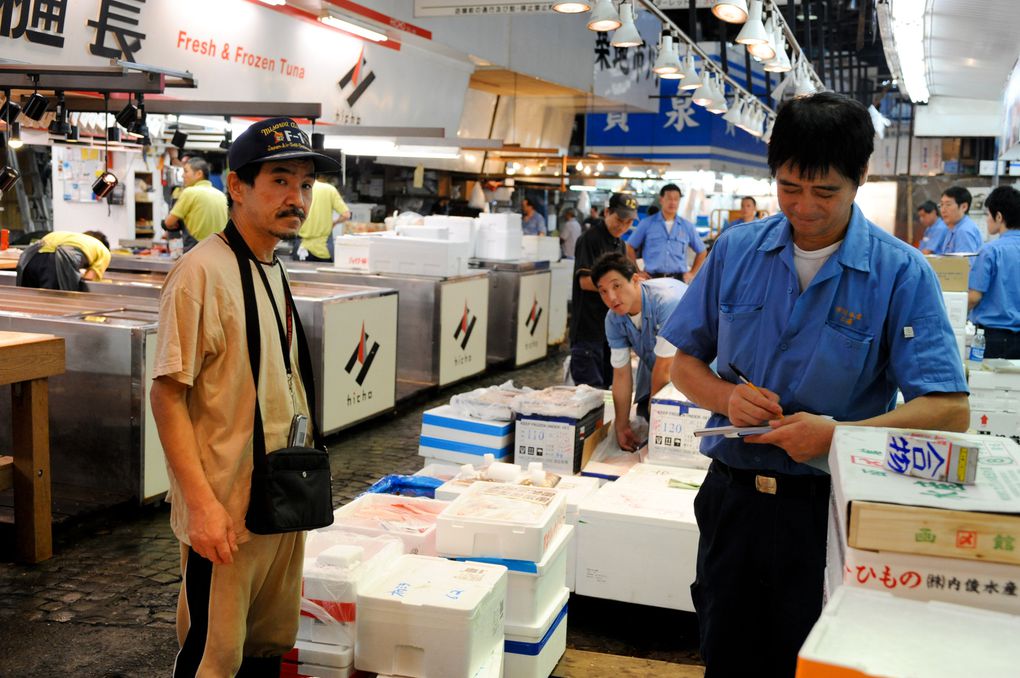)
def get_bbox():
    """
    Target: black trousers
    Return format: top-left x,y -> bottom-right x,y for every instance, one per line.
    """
981,327 -> 1020,360
692,460 -> 830,678
569,338 -> 613,389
